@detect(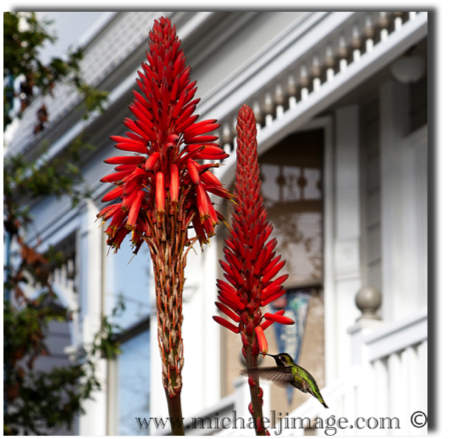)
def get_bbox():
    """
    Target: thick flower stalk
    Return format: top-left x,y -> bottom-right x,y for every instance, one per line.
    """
97,17 -> 231,435
213,105 -> 294,436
